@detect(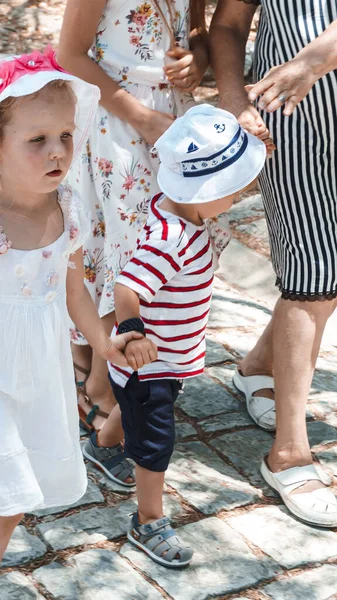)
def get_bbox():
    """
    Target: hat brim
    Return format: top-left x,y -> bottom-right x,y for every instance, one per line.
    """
157,130 -> 266,204
0,71 -> 100,162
